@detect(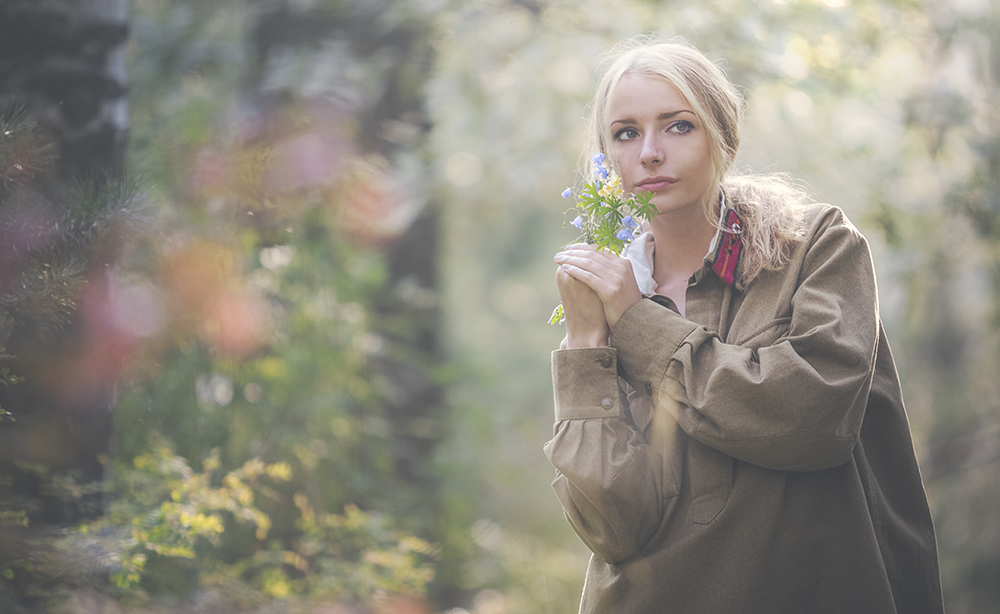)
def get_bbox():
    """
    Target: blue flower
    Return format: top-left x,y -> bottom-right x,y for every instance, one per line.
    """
594,165 -> 609,181
622,215 -> 637,229
616,228 -> 634,241
591,152 -> 606,165
571,216 -> 584,229
561,187 -> 573,199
